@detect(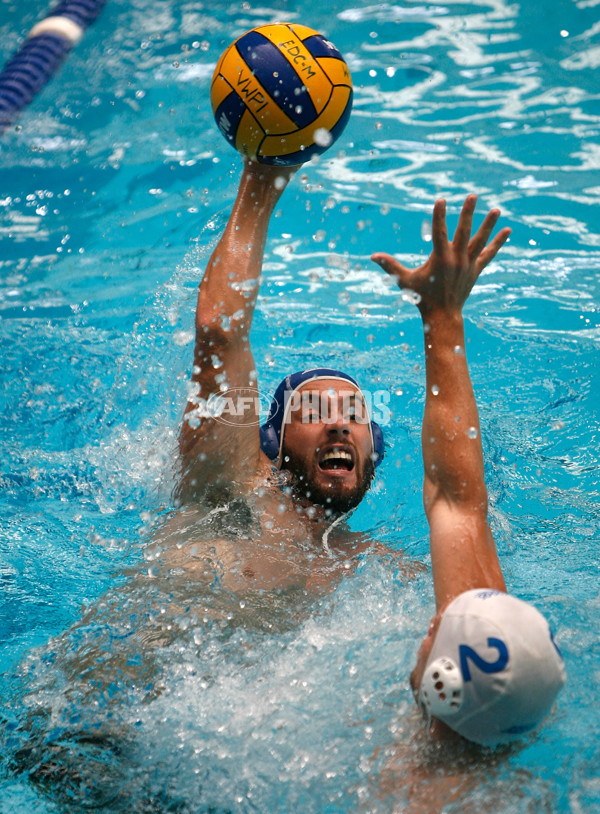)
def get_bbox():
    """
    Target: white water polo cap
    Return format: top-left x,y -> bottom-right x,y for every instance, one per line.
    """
418,589 -> 566,746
